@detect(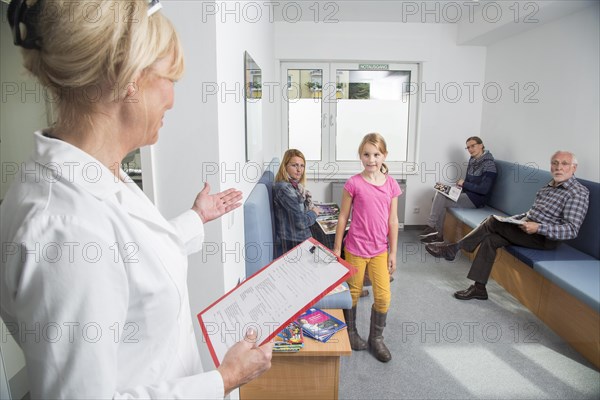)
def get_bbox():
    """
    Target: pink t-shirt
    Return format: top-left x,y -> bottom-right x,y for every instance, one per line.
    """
344,174 -> 402,258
